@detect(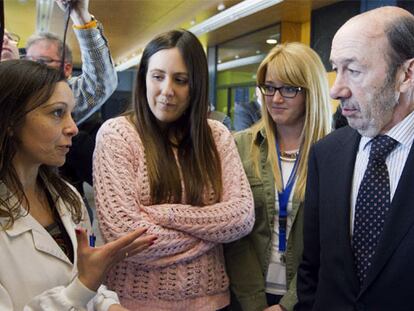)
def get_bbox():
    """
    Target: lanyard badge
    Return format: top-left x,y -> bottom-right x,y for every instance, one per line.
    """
276,142 -> 299,254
